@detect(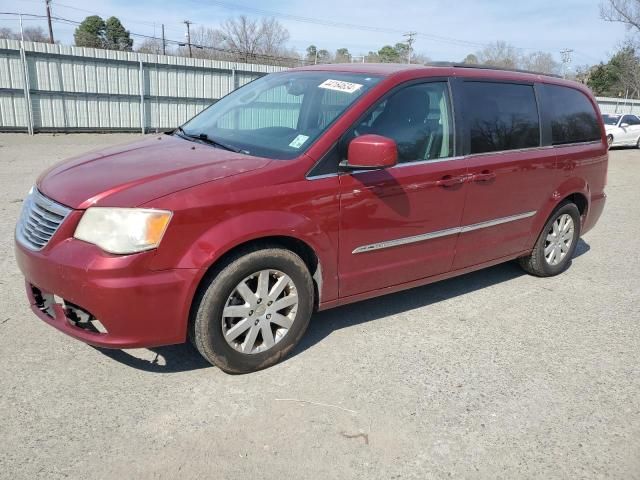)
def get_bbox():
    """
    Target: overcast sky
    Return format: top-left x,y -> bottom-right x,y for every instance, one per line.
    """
0,0 -> 632,67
